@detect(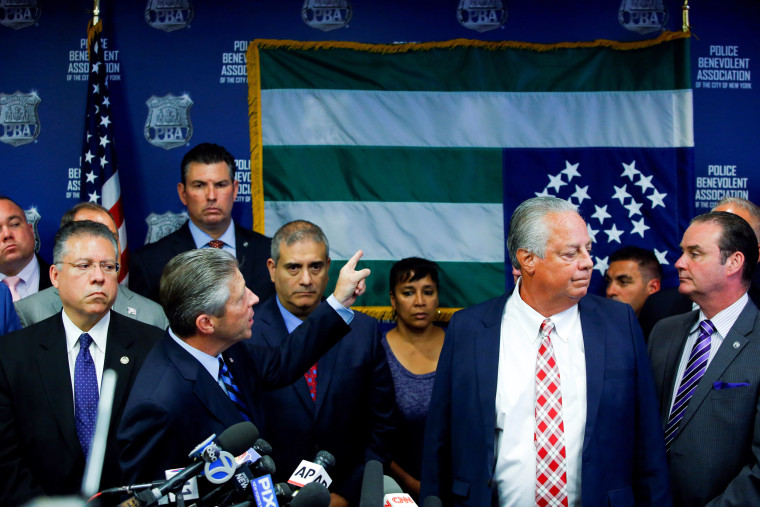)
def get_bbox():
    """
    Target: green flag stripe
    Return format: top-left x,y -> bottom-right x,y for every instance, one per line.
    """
326,260 -> 506,308
263,146 -> 503,203
256,37 -> 690,92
